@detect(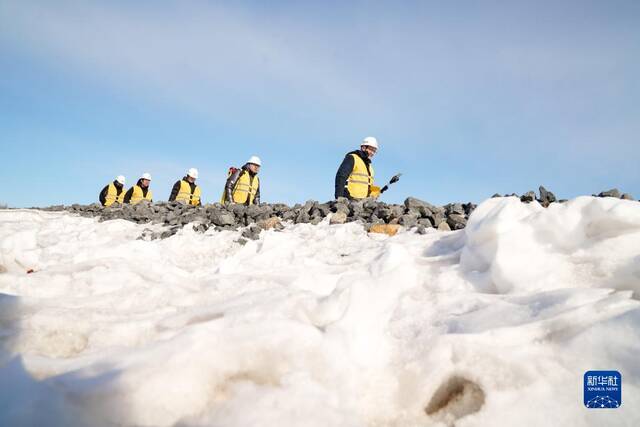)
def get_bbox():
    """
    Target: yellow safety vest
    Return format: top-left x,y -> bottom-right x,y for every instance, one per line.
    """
104,183 -> 124,206
232,171 -> 259,204
175,180 -> 201,205
129,185 -> 153,205
346,154 -> 374,199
